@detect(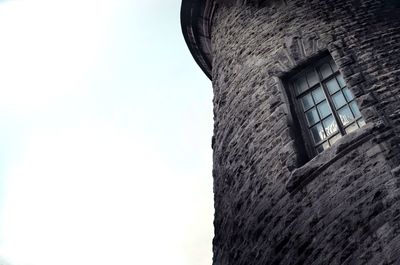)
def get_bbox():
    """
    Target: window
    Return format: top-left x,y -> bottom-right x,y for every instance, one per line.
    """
287,55 -> 365,156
